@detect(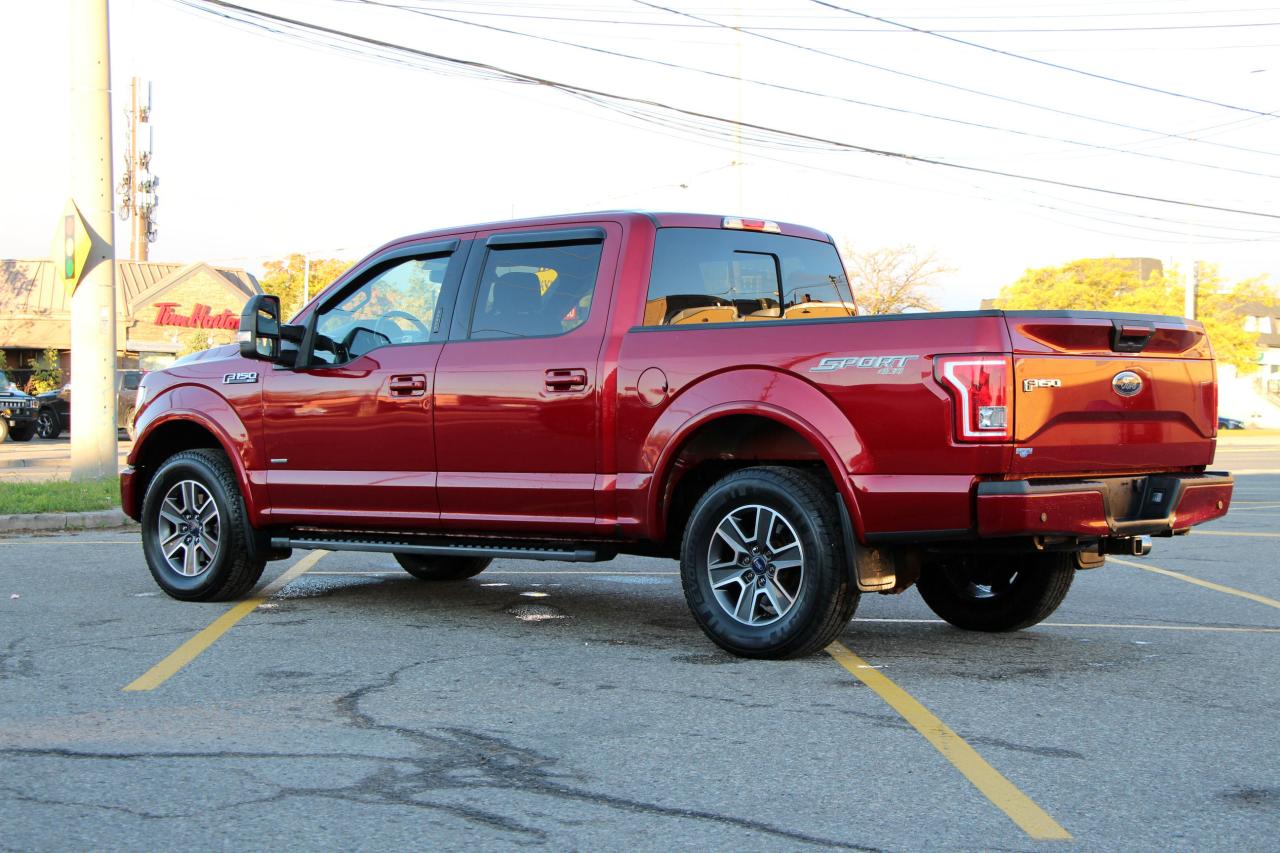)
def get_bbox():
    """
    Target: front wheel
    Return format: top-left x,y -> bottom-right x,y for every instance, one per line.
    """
9,423 -> 35,441
680,466 -> 859,659
140,448 -> 266,601
915,552 -> 1074,632
35,408 -> 62,439
395,554 -> 492,581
